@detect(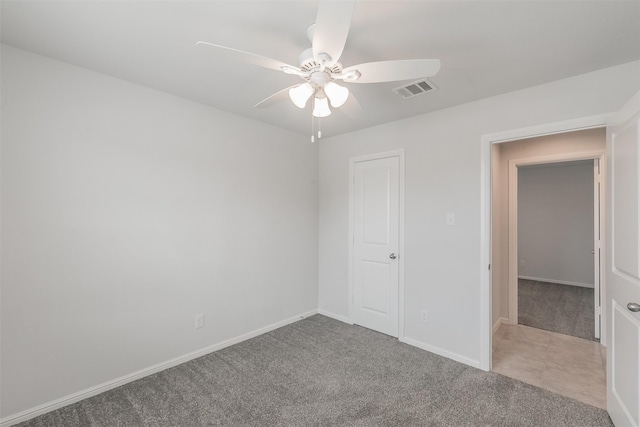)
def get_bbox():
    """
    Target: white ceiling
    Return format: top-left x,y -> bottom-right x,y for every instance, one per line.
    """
2,0 -> 639,138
